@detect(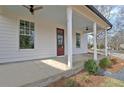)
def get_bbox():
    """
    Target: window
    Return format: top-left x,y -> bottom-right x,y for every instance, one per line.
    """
19,20 -> 34,49
76,33 -> 81,48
